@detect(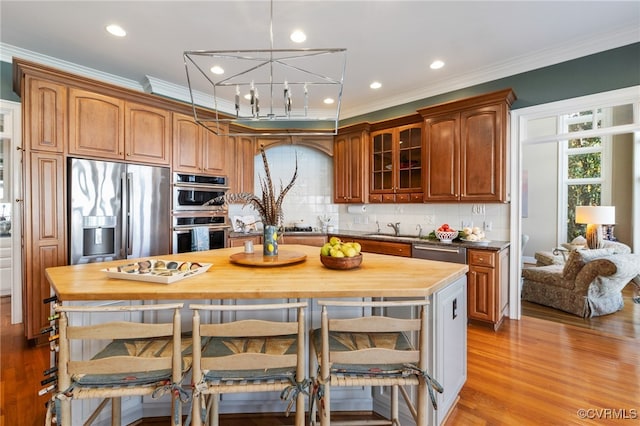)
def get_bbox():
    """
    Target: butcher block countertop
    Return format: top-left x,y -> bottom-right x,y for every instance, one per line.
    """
46,244 -> 468,301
